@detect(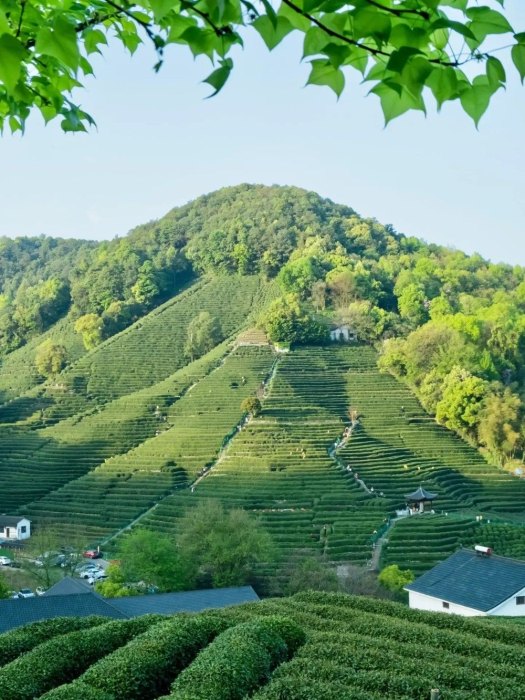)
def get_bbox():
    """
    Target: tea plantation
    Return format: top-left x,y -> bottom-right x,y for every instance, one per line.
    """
1,591 -> 524,699
2,275 -> 525,573
0,275 -> 275,512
